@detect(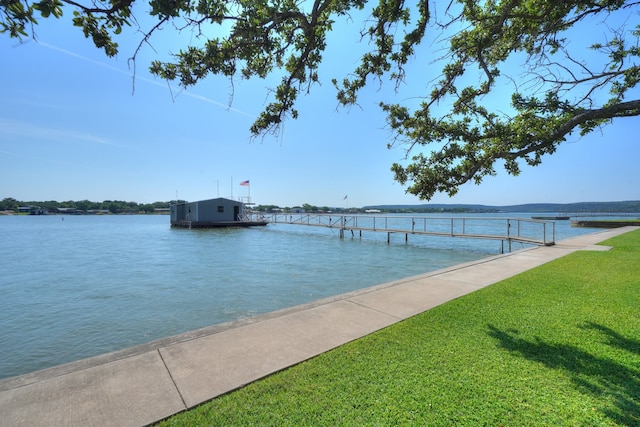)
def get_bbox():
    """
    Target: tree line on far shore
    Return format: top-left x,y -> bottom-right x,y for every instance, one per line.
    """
0,198 -> 183,214
3,197 -> 638,216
